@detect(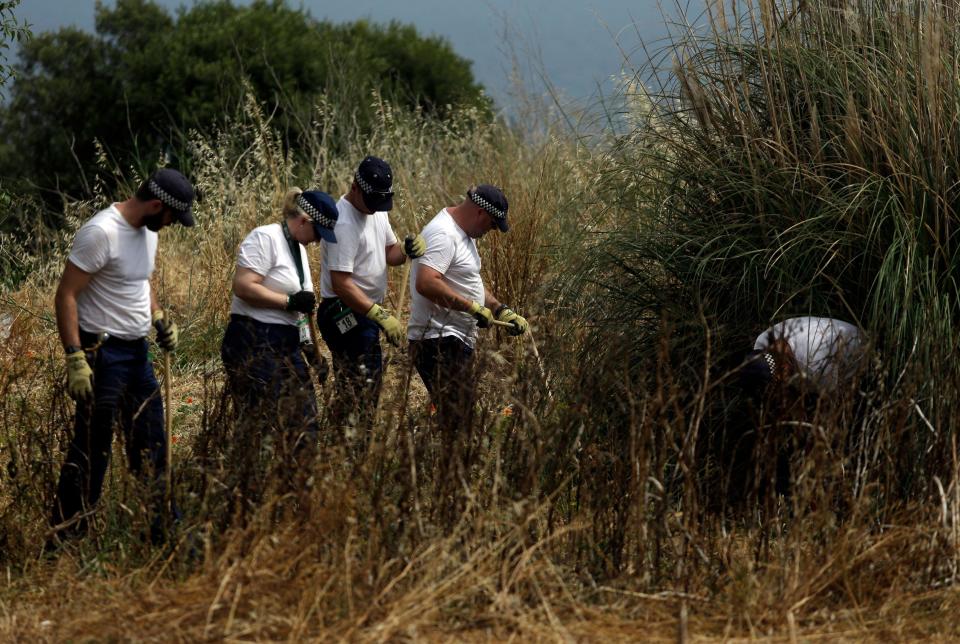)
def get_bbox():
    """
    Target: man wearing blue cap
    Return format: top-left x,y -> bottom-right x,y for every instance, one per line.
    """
50,168 -> 195,543
407,185 -> 529,486
317,156 -> 426,436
